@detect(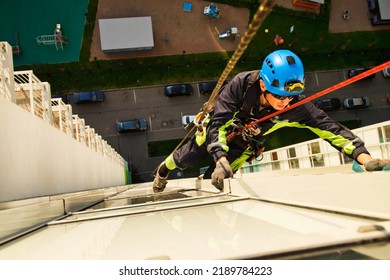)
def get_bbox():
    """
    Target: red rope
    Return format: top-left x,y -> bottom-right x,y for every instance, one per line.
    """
227,60 -> 390,142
